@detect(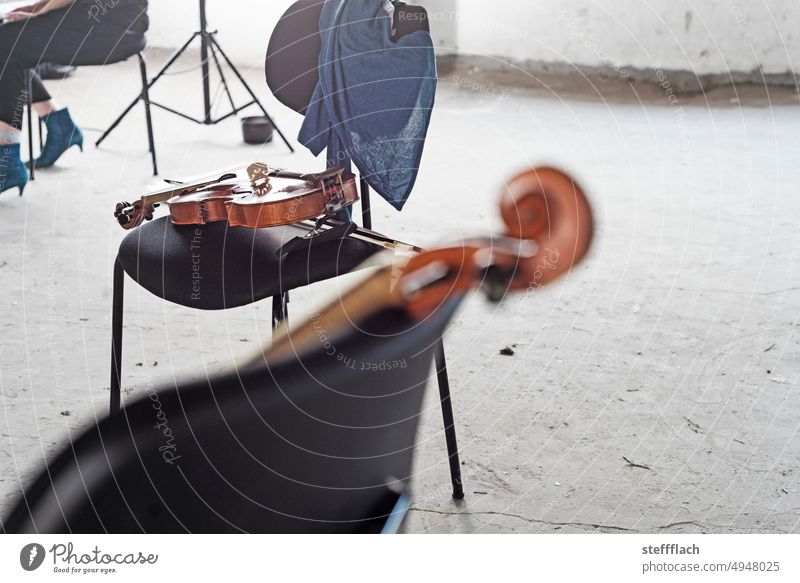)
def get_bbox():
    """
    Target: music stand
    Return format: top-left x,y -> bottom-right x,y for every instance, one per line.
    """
96,0 -> 294,154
